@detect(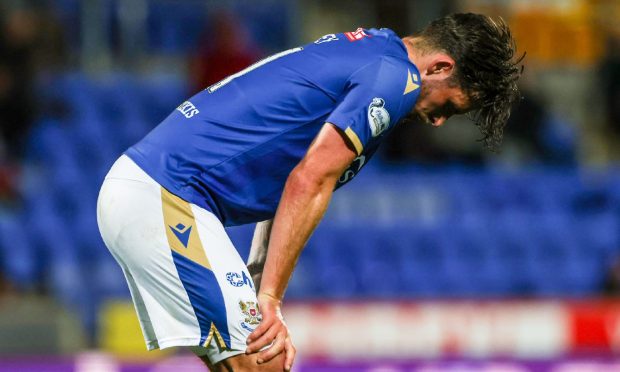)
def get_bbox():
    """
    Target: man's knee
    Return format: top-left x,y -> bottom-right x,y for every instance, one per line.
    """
206,351 -> 285,371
